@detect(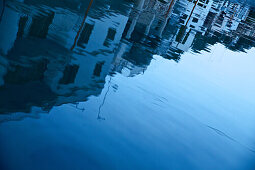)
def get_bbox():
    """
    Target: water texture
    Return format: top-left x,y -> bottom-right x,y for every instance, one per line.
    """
0,0 -> 255,169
